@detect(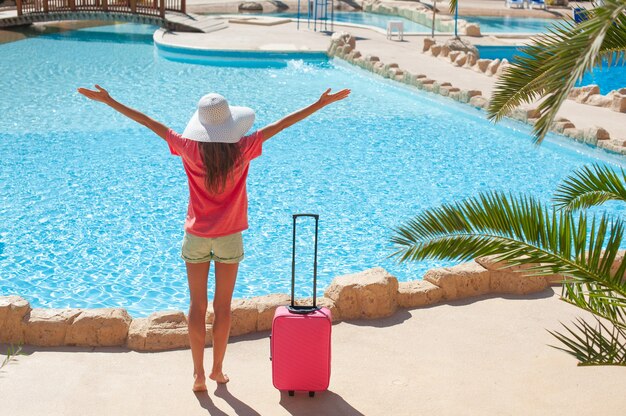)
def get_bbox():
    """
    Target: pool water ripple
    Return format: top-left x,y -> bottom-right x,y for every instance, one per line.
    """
1,24 -> 625,316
